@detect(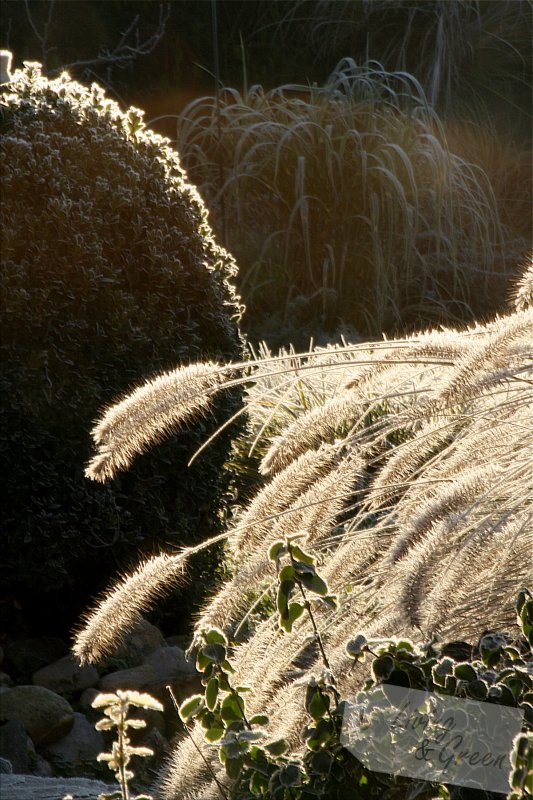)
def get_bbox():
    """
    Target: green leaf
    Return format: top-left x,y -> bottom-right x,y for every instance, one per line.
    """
220,693 -> 245,722
205,726 -> 225,742
269,541 -> 285,561
196,651 -> 210,672
372,654 -> 394,681
205,677 -> 219,711
250,714 -> 269,725
280,601 -> 305,633
280,763 -> 302,787
279,564 -> 295,582
299,572 -> 328,596
454,663 -> 477,682
308,690 -> 330,721
466,679 -> 488,700
202,642 -> 226,664
225,755 -> 243,780
265,738 -> 287,756
178,694 -> 204,723
396,639 -> 415,653
249,770 -> 269,794
293,560 -> 316,575
277,579 -> 294,615
204,628 -> 228,646
290,544 -> 315,565
346,634 -> 368,659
